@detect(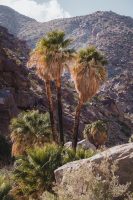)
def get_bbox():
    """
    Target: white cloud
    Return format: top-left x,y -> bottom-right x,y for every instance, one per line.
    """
0,0 -> 71,22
